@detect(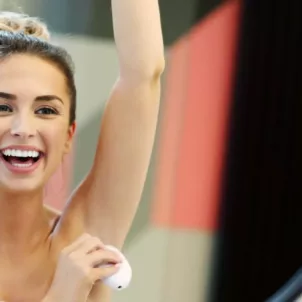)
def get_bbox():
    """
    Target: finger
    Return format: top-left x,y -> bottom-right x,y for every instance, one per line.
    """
86,249 -> 122,267
62,233 -> 91,254
73,236 -> 105,256
89,265 -> 120,282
